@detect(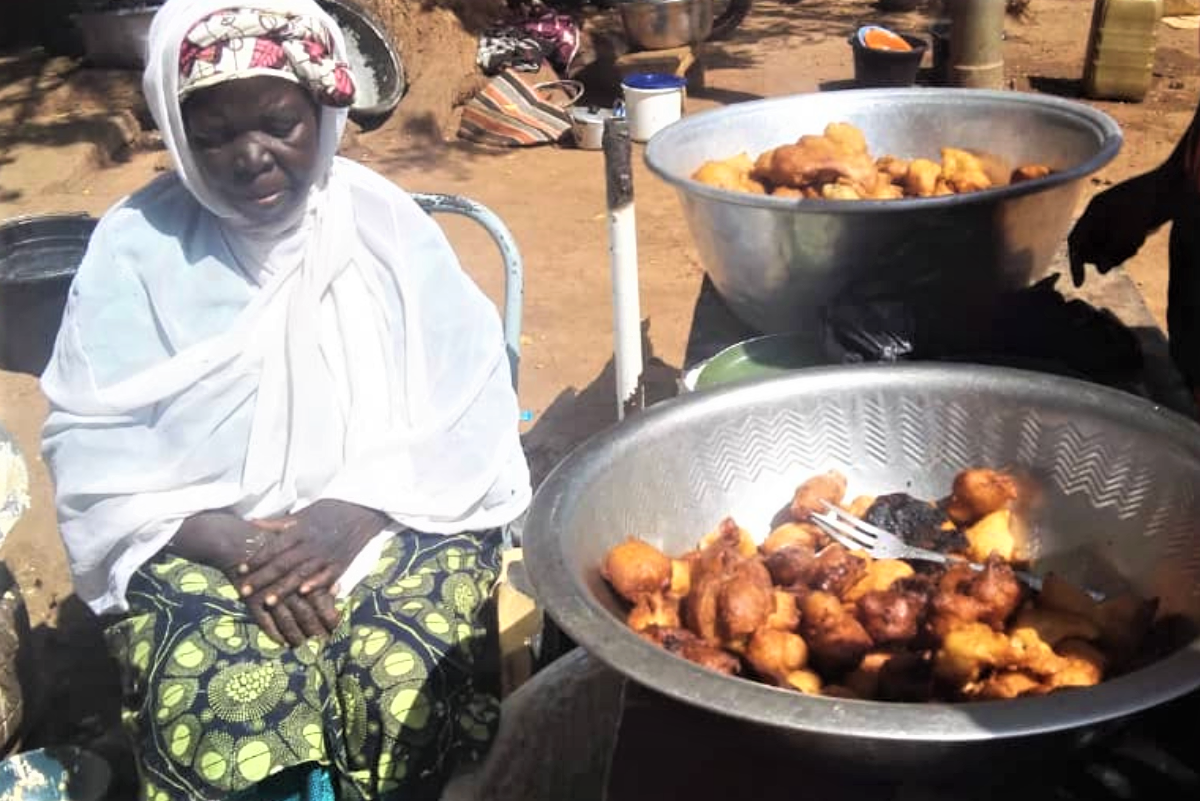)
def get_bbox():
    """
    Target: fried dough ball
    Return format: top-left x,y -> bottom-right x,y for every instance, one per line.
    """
875,155 -> 909,182
967,670 -> 1045,700
1011,164 -> 1051,184
691,153 -> 767,194
790,470 -> 849,521
684,570 -> 724,643
864,180 -> 905,200
800,591 -> 874,673
685,553 -> 776,647
746,627 -> 809,683
718,560 -> 776,642
752,137 -> 879,192
764,544 -> 816,587
699,517 -> 759,559
1011,605 -> 1101,646
766,590 -> 801,631
771,185 -> 806,199
761,522 -> 826,555
821,182 -> 863,201
857,589 -> 925,646
785,669 -> 823,694
934,621 -> 1013,685
825,121 -> 869,155
643,627 -> 742,675
627,593 -> 681,632
845,495 -> 877,519
603,538 -> 672,602
668,559 -> 691,599
1009,626 -> 1076,678
941,148 -> 993,193
964,509 -> 1016,562
844,559 -> 915,603
903,158 -> 942,197
928,557 -> 1024,638
1050,638 -> 1106,688
946,468 -> 1018,526
752,122 -> 880,192
797,544 -> 868,597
